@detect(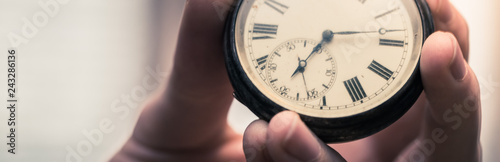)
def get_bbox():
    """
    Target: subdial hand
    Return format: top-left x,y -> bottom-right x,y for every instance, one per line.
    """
291,56 -> 307,78
300,66 -> 309,96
